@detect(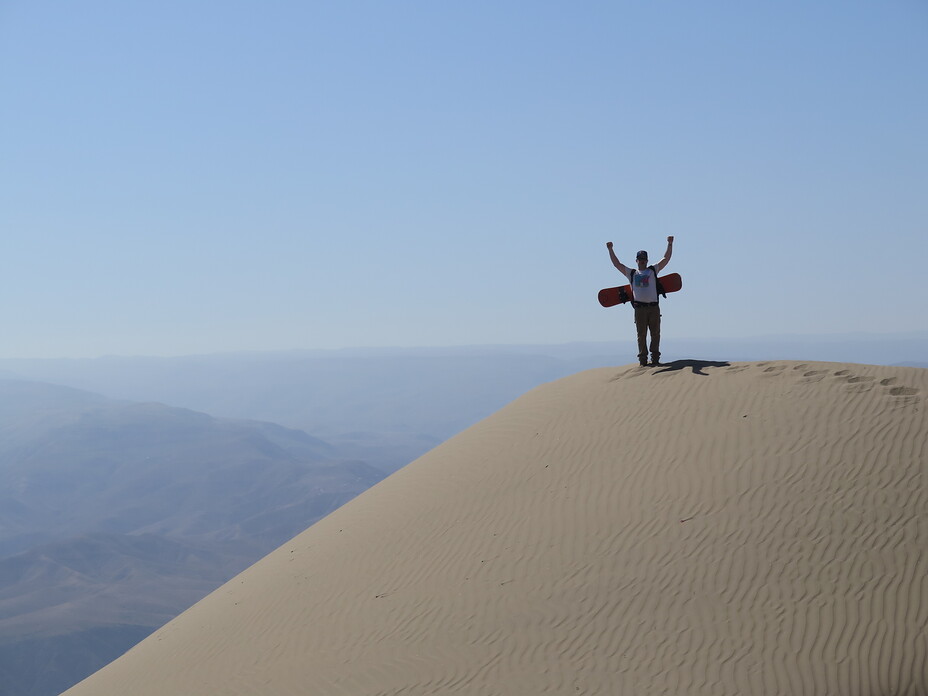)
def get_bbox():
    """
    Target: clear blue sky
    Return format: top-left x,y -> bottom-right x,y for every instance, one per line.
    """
1,1 -> 925,358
